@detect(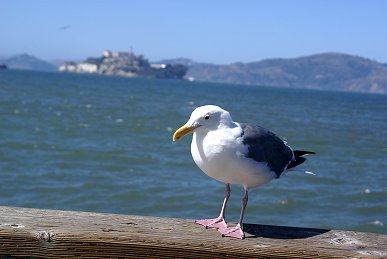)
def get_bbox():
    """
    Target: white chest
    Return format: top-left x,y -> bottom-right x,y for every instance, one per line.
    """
190,129 -> 276,189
